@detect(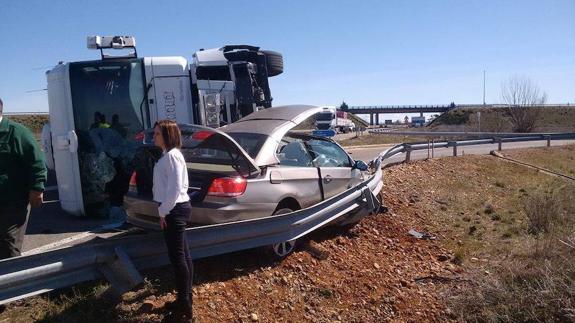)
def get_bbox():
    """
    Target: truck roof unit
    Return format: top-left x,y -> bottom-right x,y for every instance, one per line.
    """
87,35 -> 137,59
